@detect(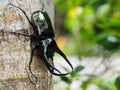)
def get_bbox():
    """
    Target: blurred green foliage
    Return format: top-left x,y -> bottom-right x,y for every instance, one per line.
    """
54,0 -> 120,90
55,0 -> 120,57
